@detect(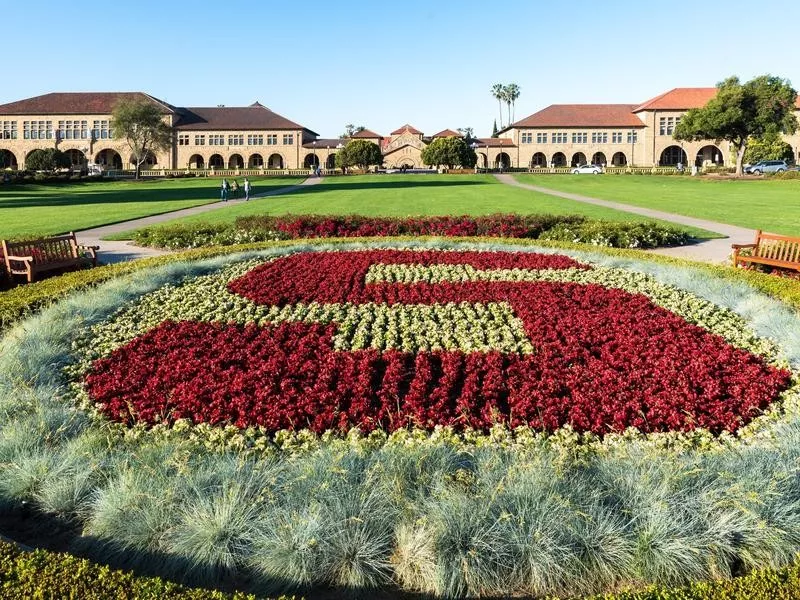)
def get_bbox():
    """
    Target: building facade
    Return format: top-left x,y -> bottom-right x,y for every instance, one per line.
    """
1,87 -> 799,172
